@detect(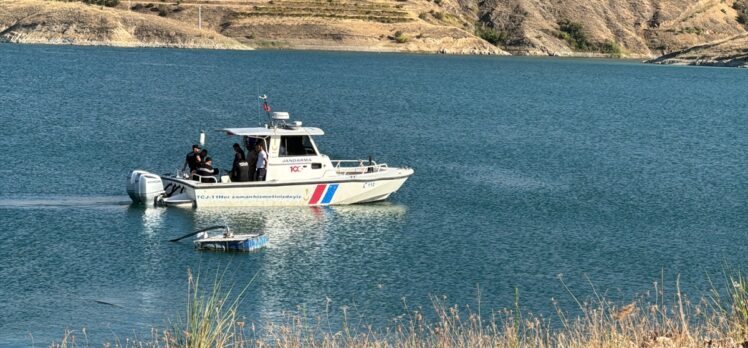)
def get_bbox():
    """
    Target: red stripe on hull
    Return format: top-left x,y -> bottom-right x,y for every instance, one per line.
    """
308,184 -> 327,204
